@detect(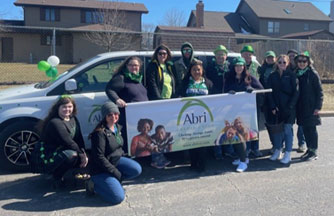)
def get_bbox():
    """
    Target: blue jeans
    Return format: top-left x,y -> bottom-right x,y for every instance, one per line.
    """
214,144 -> 234,157
297,126 -> 305,146
272,124 -> 293,152
91,157 -> 142,205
